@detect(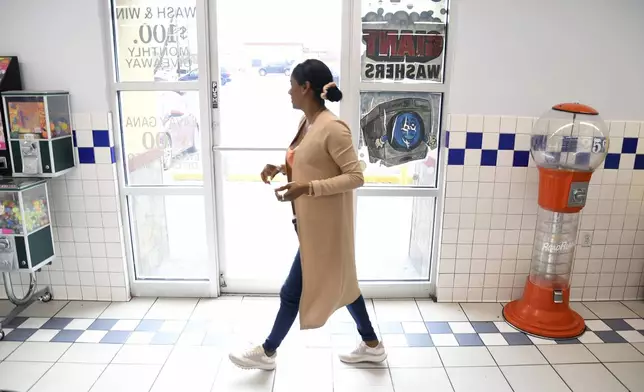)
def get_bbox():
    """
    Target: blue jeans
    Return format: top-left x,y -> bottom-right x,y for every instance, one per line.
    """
263,250 -> 378,353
